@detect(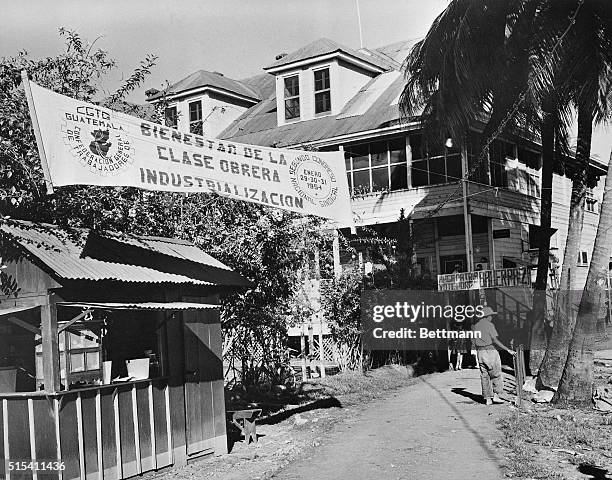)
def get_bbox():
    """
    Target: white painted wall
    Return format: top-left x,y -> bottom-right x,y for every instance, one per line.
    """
274,58 -> 376,126
165,91 -> 250,138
